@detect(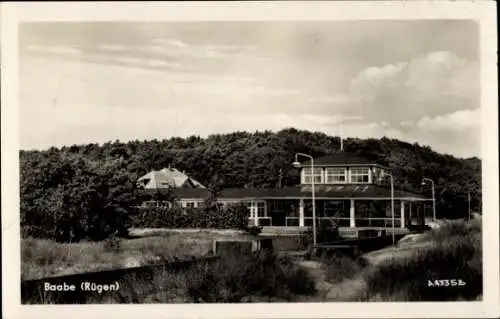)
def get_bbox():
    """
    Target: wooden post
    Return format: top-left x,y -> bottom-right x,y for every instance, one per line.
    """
299,198 -> 305,227
400,200 -> 405,228
350,199 -> 356,227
